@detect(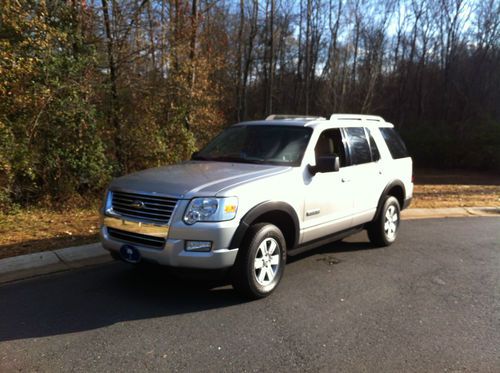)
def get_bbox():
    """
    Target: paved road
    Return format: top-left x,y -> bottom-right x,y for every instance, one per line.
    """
1,217 -> 499,372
